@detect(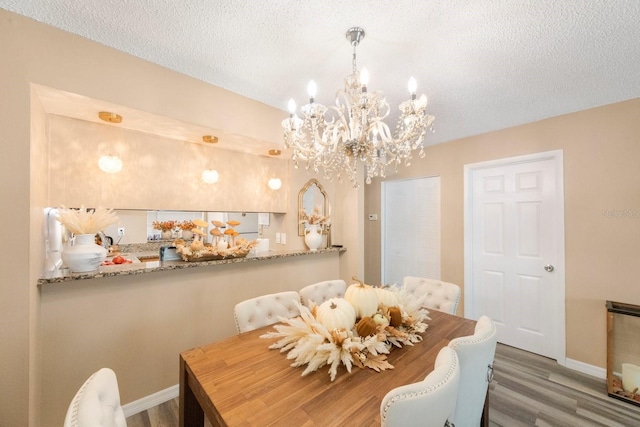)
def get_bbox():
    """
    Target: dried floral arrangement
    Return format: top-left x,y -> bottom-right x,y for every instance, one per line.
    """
152,220 -> 176,232
611,376 -> 640,403
174,218 -> 259,261
174,237 -> 258,261
178,220 -> 196,231
300,206 -> 330,226
261,279 -> 429,381
57,206 -> 119,235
